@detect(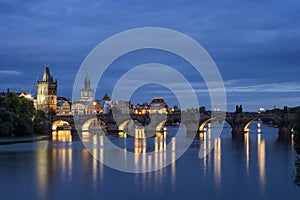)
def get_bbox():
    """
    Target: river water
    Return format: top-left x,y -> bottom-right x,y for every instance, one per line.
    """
0,123 -> 299,200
